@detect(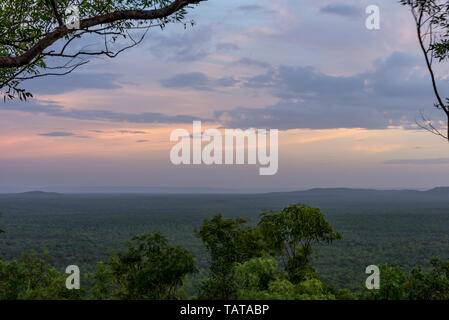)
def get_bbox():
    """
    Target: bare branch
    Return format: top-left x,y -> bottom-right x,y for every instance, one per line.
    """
415,110 -> 449,140
16,60 -> 89,80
